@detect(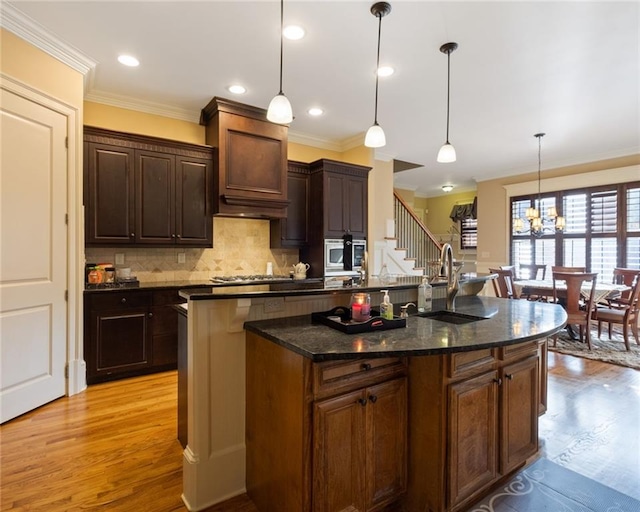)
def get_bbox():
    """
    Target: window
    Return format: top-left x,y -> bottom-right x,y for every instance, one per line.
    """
510,181 -> 640,278
460,217 -> 477,250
